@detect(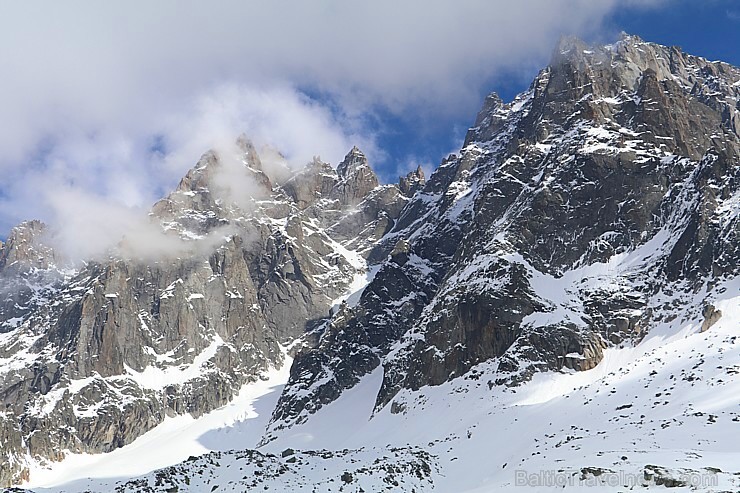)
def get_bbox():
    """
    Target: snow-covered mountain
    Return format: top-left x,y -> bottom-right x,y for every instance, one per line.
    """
0,139 -> 418,486
2,34 -> 740,492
